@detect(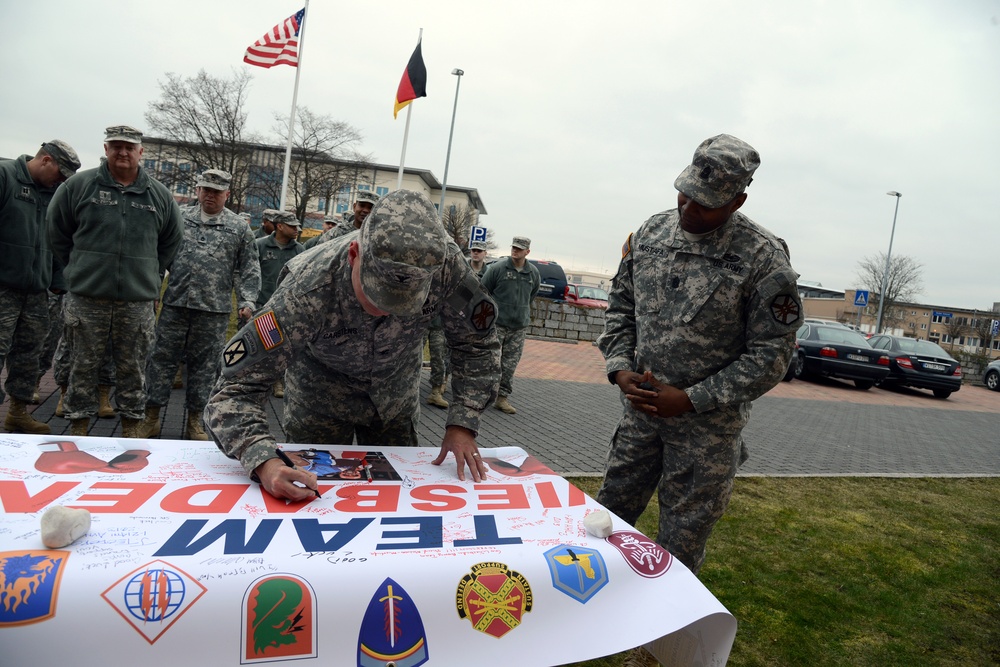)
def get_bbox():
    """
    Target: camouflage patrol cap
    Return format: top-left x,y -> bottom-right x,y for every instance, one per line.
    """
104,125 -> 143,144
274,211 -> 300,227
196,169 -> 232,190
41,140 -> 81,179
261,209 -> 282,222
355,190 -> 380,206
674,134 -> 760,209
359,190 -> 447,316
511,236 -> 531,250
469,240 -> 488,251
